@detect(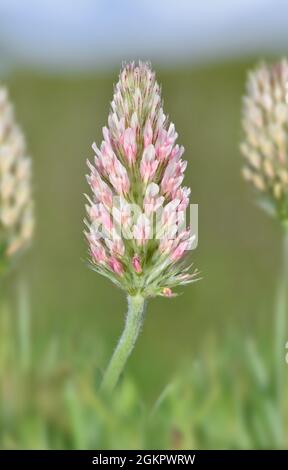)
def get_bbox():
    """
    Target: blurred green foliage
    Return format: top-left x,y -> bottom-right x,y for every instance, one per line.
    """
1,295 -> 287,449
0,61 -> 287,448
